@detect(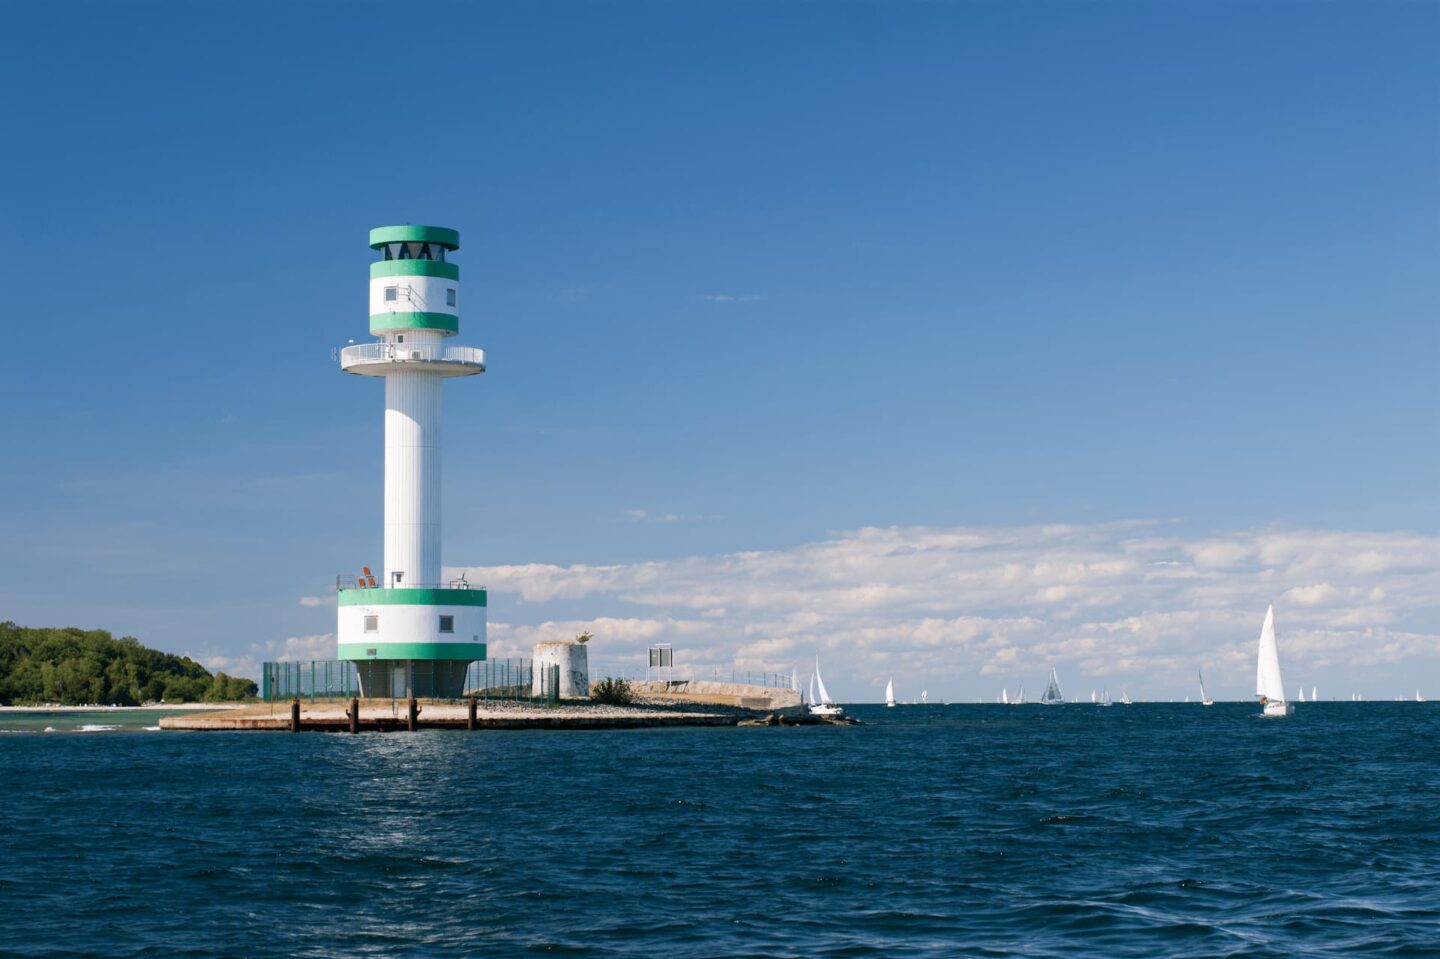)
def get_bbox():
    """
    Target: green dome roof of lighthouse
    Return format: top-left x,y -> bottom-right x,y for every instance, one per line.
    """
369,225 -> 460,251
